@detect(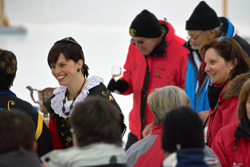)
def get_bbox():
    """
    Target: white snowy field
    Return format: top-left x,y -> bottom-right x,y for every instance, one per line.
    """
1,0 -> 250,145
